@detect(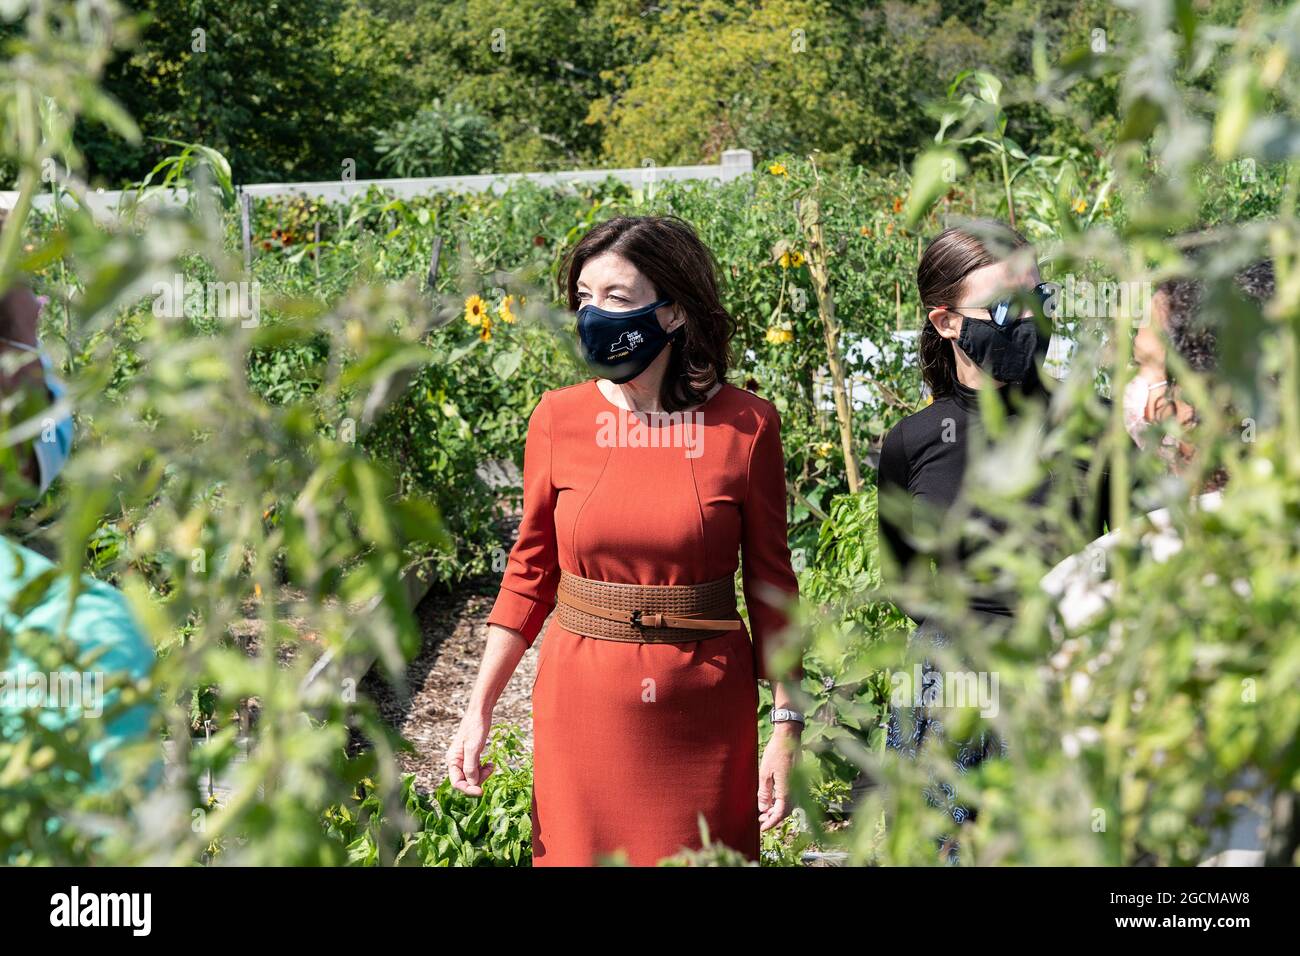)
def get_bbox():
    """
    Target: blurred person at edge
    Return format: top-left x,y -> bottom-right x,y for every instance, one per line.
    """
1122,278 -> 1177,453
876,220 -> 1112,863
1043,258 -> 1291,865
0,227 -> 157,804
